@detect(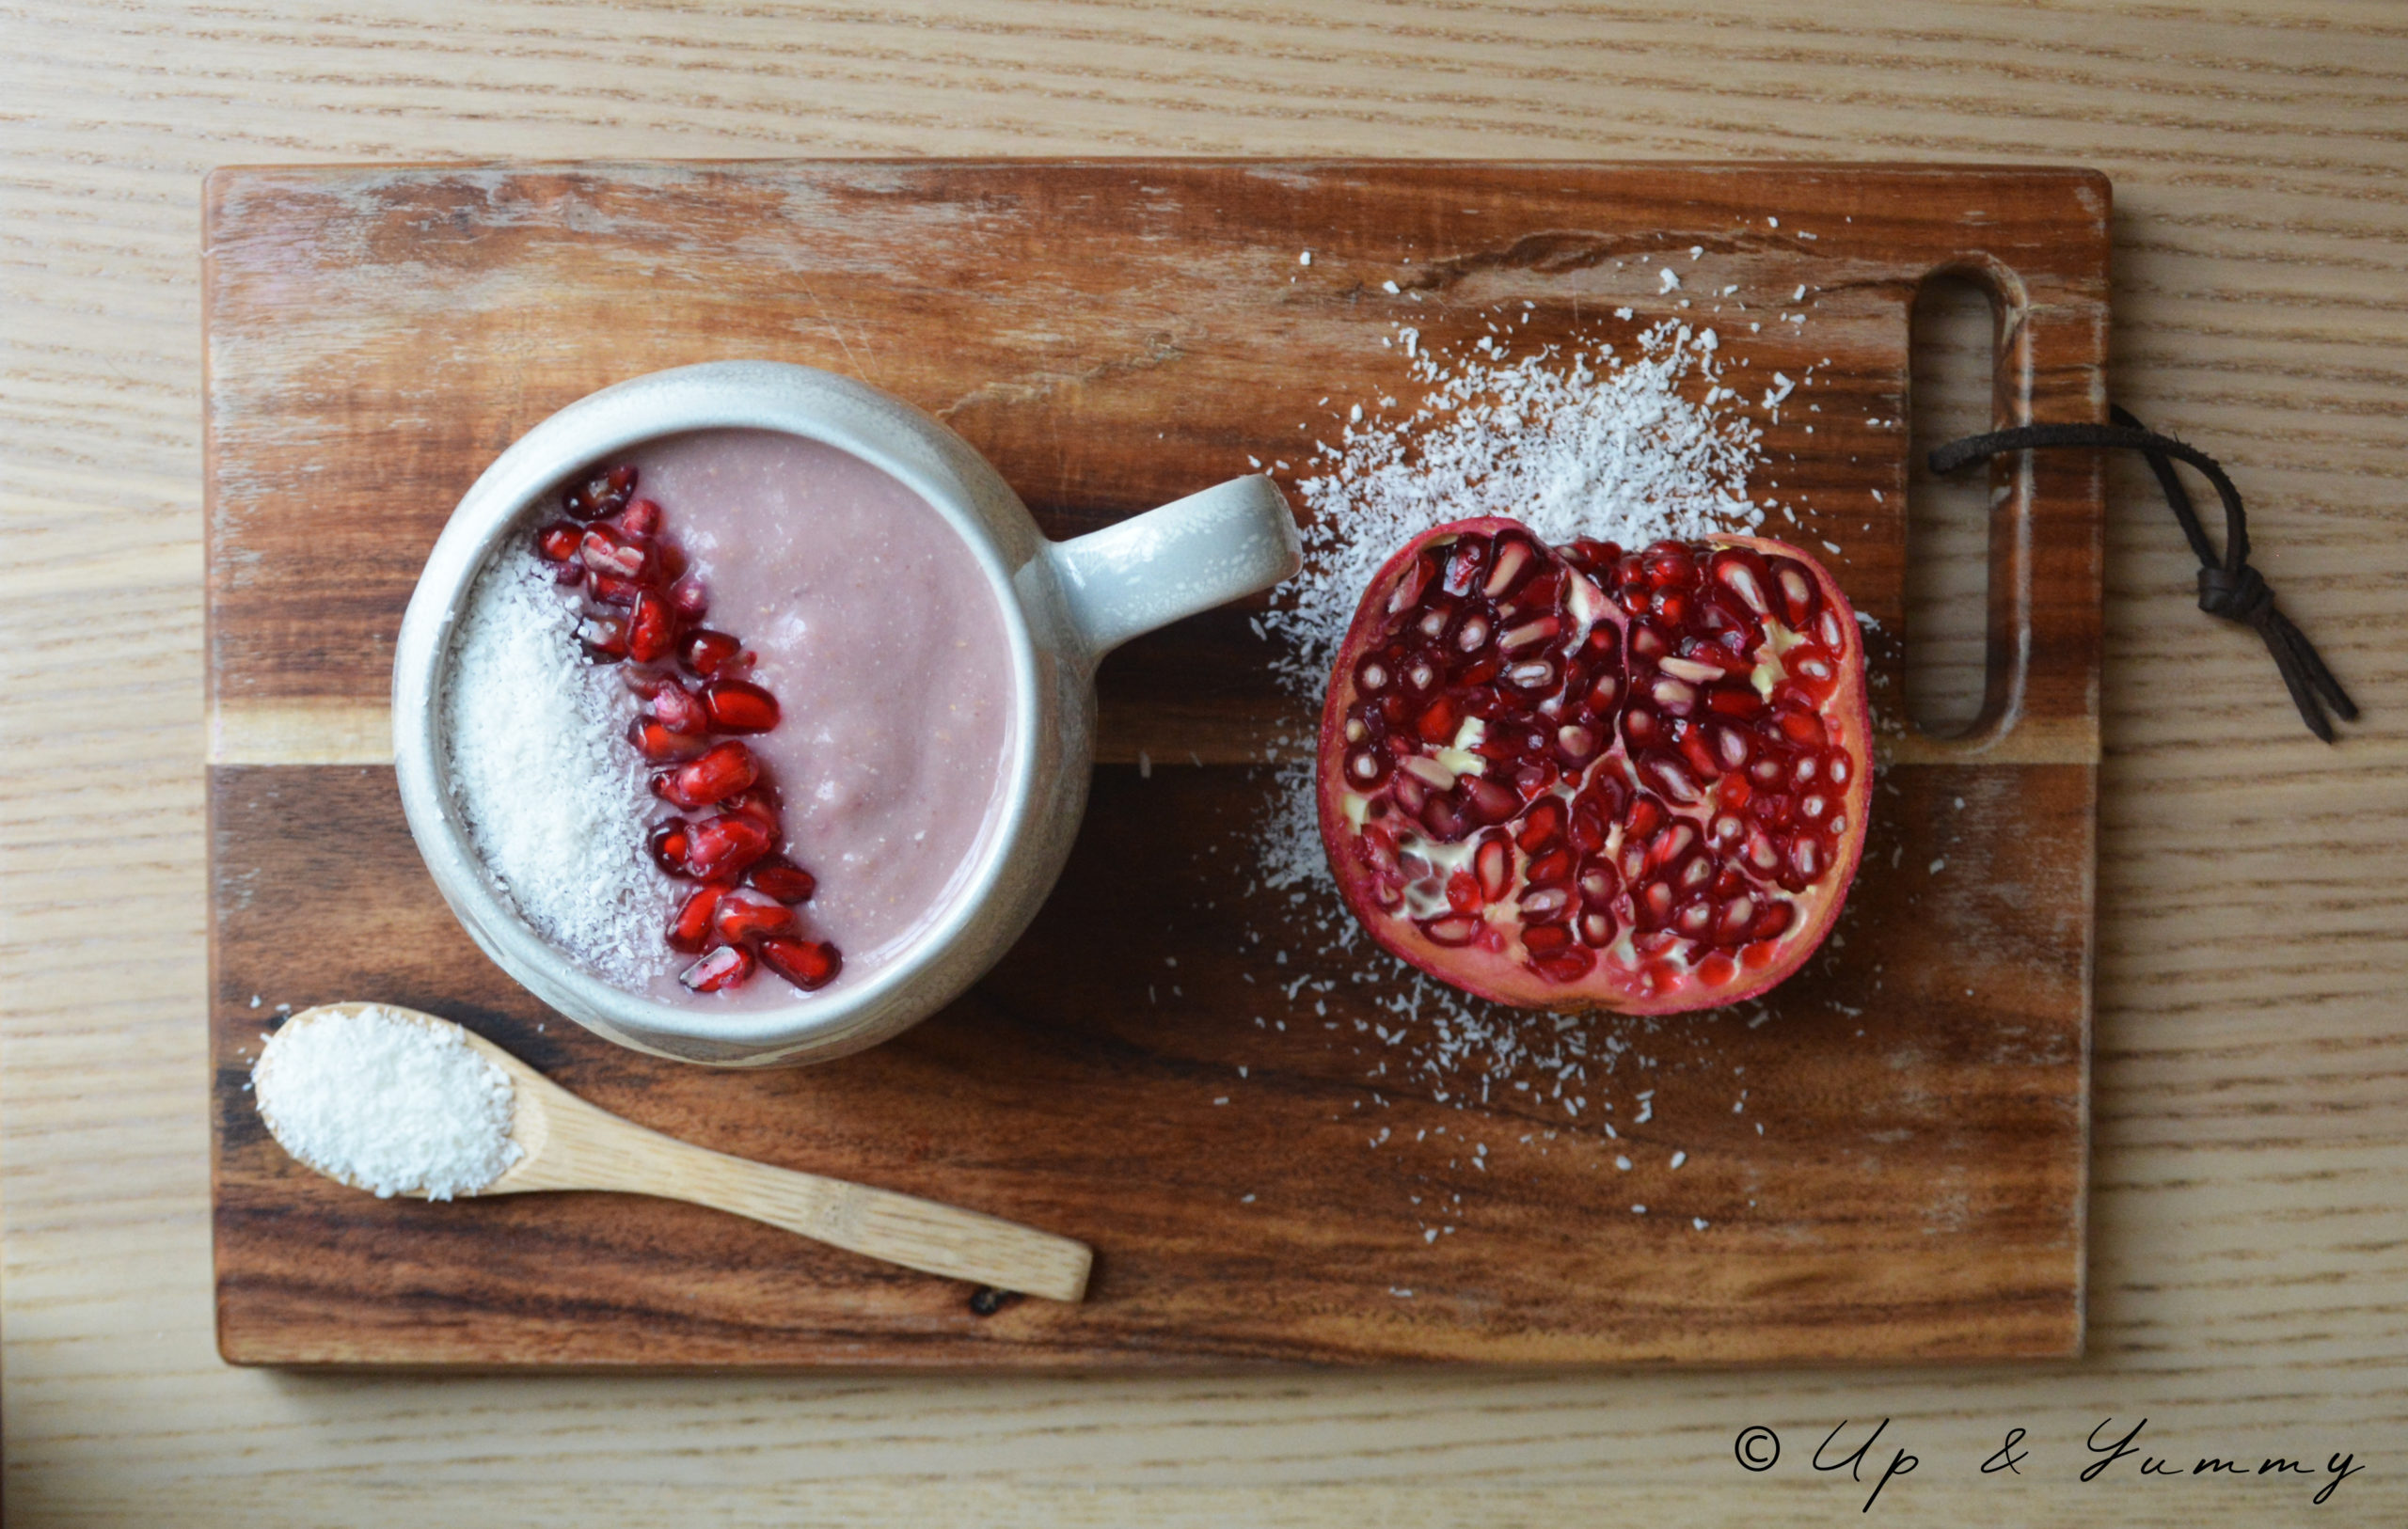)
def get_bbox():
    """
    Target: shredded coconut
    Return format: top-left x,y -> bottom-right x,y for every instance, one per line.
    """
253,1007 -> 521,1199
443,554 -> 668,985
1230,311 -> 1782,1214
